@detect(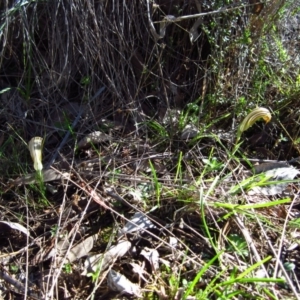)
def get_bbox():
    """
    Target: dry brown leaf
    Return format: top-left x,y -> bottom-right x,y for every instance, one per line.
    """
82,240 -> 131,275
0,221 -> 30,237
8,169 -> 69,187
118,212 -> 157,238
248,166 -> 300,196
77,131 -> 112,149
107,269 -> 141,297
140,248 -> 160,271
56,234 -> 97,264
